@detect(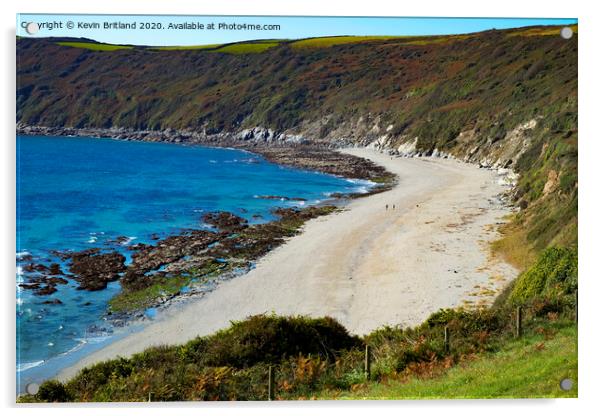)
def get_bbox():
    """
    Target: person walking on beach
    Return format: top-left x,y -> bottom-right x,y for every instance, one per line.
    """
386,204 -> 388,211
393,204 -> 395,210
